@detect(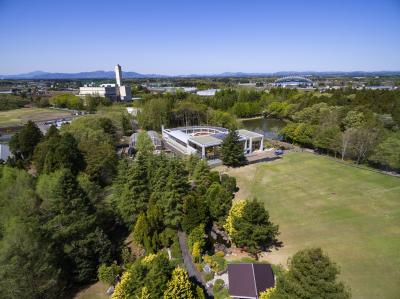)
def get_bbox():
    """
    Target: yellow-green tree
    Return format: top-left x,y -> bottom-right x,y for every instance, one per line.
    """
224,200 -> 246,236
163,267 -> 195,299
192,241 -> 201,263
136,286 -> 150,299
112,271 -> 134,299
259,286 -> 276,299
